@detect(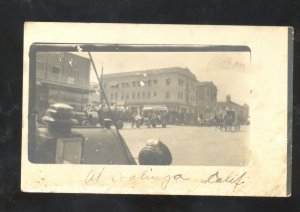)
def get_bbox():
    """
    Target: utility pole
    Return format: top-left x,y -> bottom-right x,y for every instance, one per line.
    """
100,64 -> 104,104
